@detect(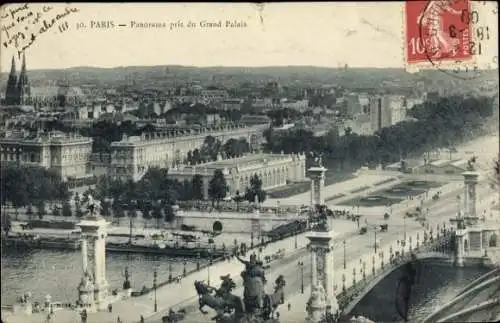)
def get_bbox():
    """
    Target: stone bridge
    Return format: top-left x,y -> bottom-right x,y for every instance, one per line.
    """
337,229 -> 457,317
